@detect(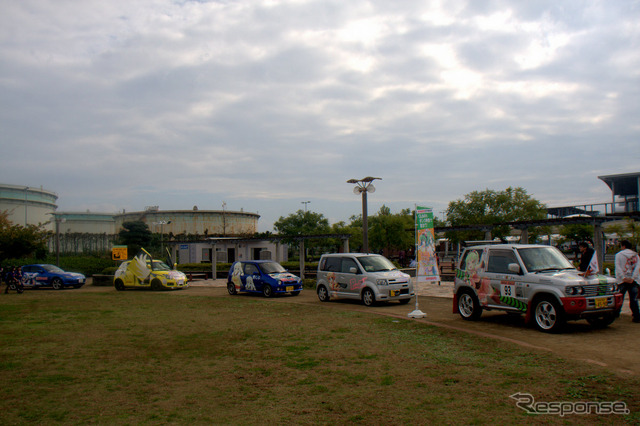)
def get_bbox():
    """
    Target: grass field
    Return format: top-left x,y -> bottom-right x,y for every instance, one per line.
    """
1,289 -> 639,424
